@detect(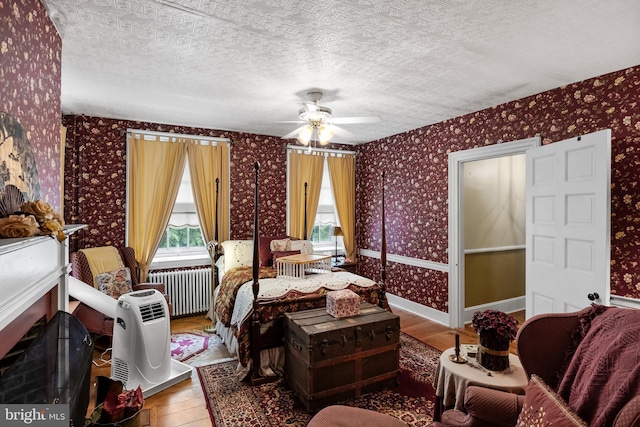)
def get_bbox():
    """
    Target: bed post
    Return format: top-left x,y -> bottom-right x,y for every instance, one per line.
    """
213,177 -> 220,286
204,178 -> 220,333
303,182 -> 308,240
250,162 -> 263,384
380,171 -> 387,307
